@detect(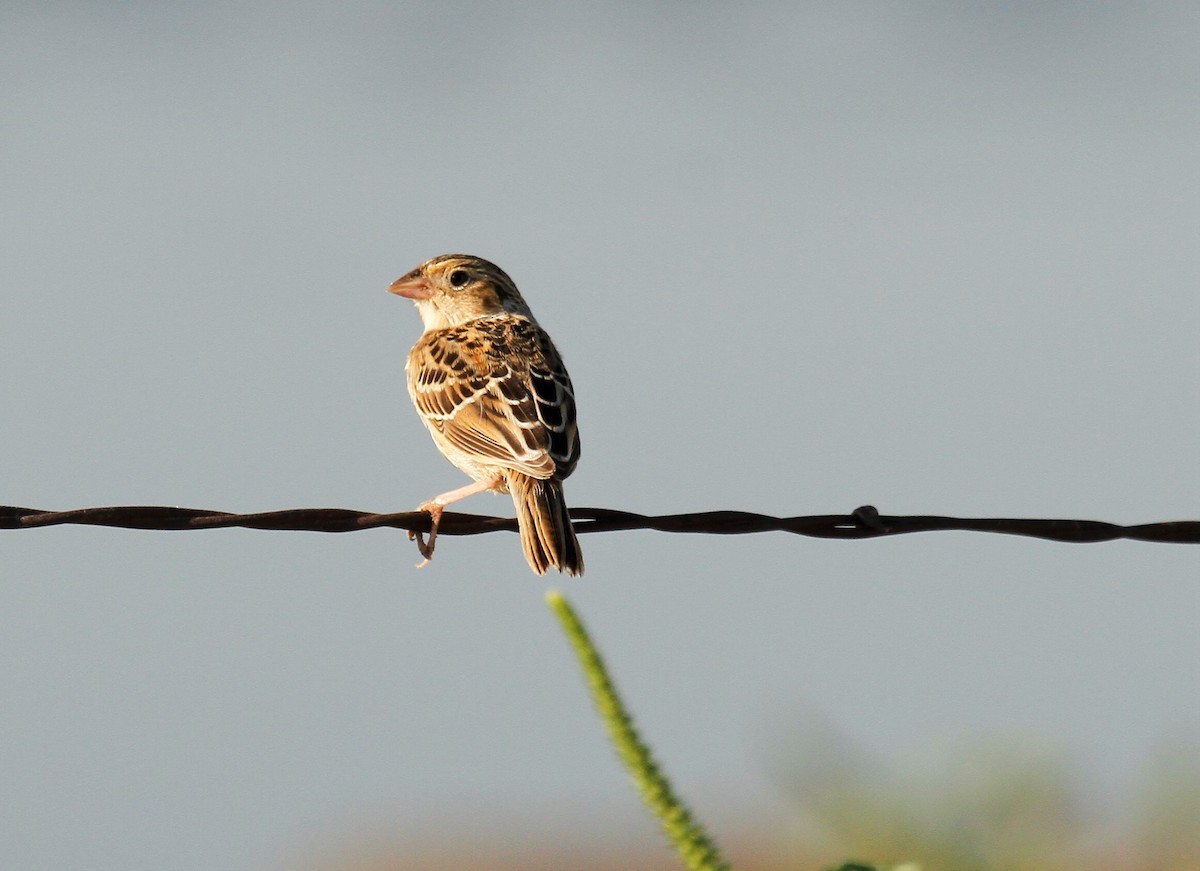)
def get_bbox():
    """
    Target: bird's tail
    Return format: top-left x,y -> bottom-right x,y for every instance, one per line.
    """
508,473 -> 584,576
